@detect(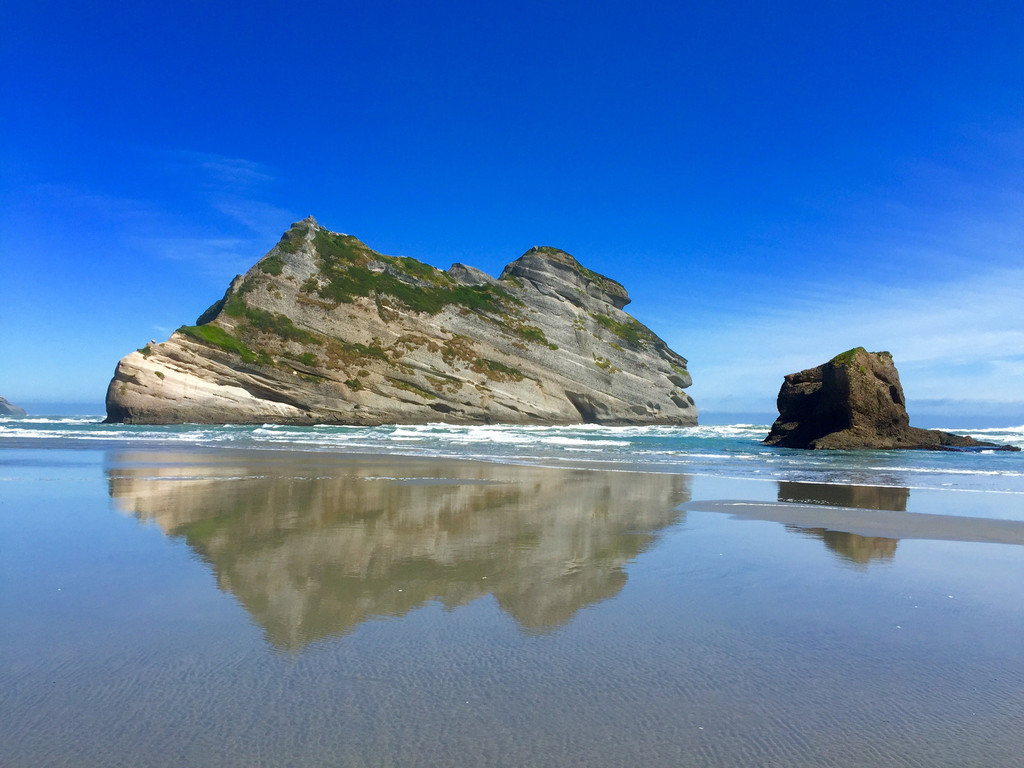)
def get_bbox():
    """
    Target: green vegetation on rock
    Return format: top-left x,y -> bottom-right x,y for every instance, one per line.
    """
388,377 -> 436,399
221,292 -> 320,345
307,229 -> 517,315
196,280 -> 239,325
591,313 -> 652,348
830,347 -> 868,366
241,306 -> 320,345
472,358 -> 524,382
324,339 -> 389,368
259,254 -> 284,275
593,353 -> 619,373
178,324 -> 269,365
514,324 -> 557,349
278,223 -> 309,254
